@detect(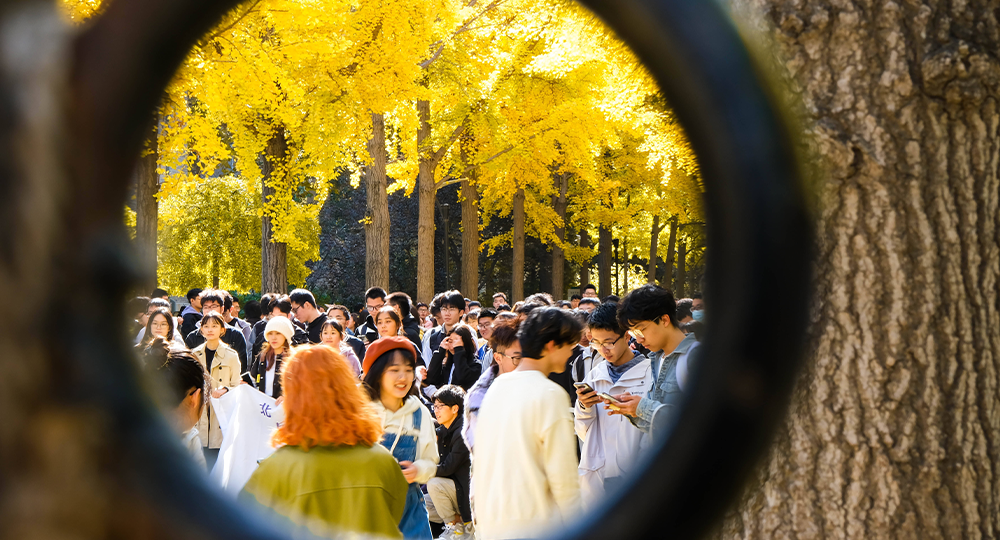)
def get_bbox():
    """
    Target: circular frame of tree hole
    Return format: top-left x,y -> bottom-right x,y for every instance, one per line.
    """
94,0 -> 812,538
